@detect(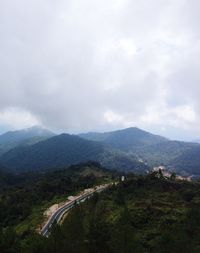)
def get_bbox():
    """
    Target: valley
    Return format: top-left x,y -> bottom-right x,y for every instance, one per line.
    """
1,126 -> 200,252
